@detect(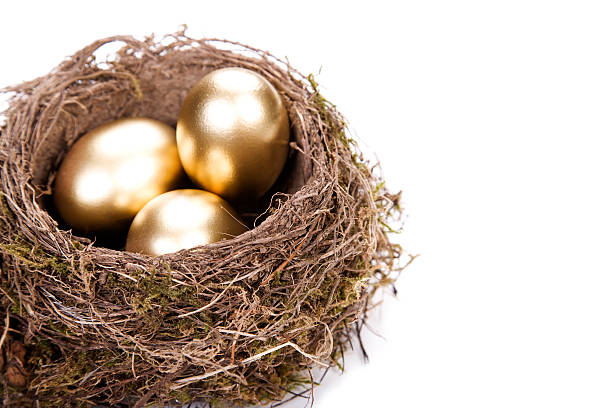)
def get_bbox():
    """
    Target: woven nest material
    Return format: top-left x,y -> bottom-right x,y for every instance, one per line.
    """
0,31 -> 404,407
